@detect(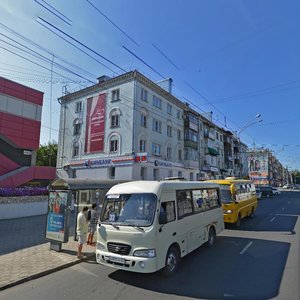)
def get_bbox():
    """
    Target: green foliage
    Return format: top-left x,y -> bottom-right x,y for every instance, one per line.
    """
36,141 -> 58,167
